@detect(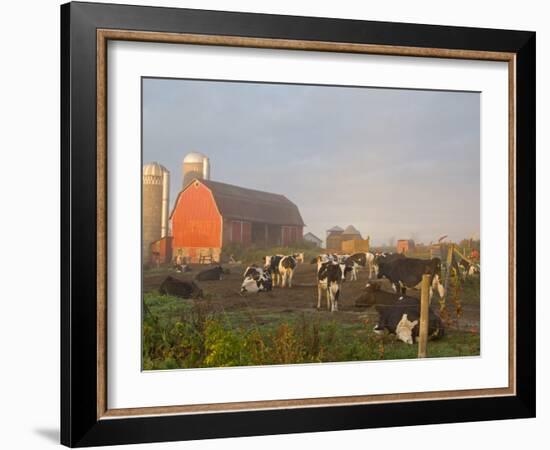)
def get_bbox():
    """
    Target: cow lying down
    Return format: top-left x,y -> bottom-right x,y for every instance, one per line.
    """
356,282 -> 445,344
240,265 -> 273,294
159,276 -> 203,299
195,265 -> 229,281
174,264 -> 192,273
